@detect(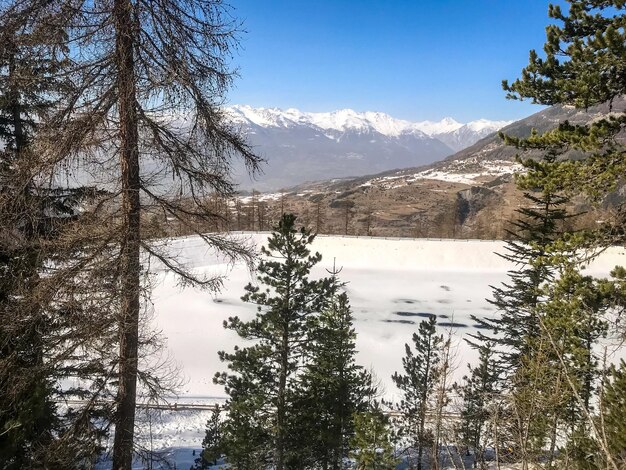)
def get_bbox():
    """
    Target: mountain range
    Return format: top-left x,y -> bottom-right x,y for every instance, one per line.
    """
228,105 -> 511,190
